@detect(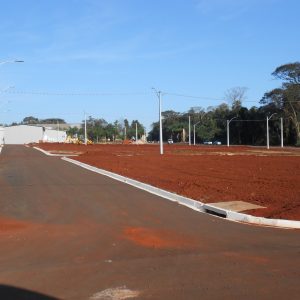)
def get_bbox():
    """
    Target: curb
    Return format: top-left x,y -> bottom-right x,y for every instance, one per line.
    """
62,157 -> 204,213
62,157 -> 300,230
33,146 -> 78,157
0,145 -> 3,154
